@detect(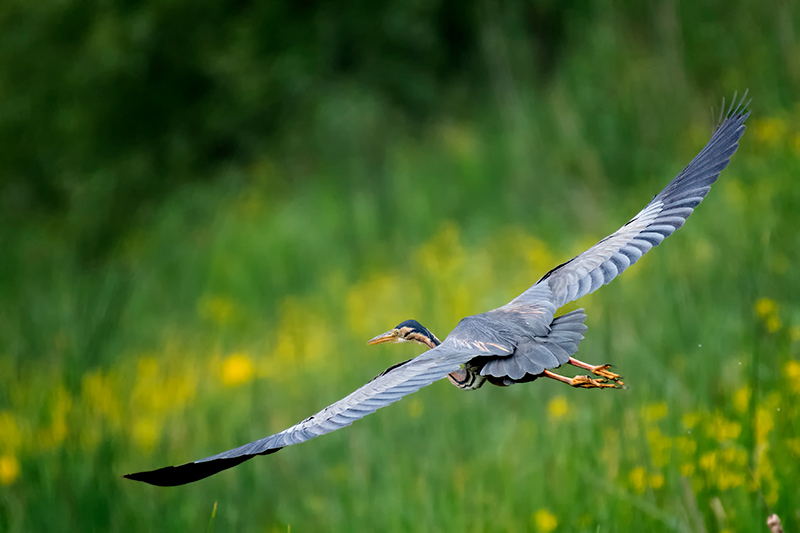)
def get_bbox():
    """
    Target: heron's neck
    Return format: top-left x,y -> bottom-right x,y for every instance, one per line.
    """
408,329 -> 441,349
